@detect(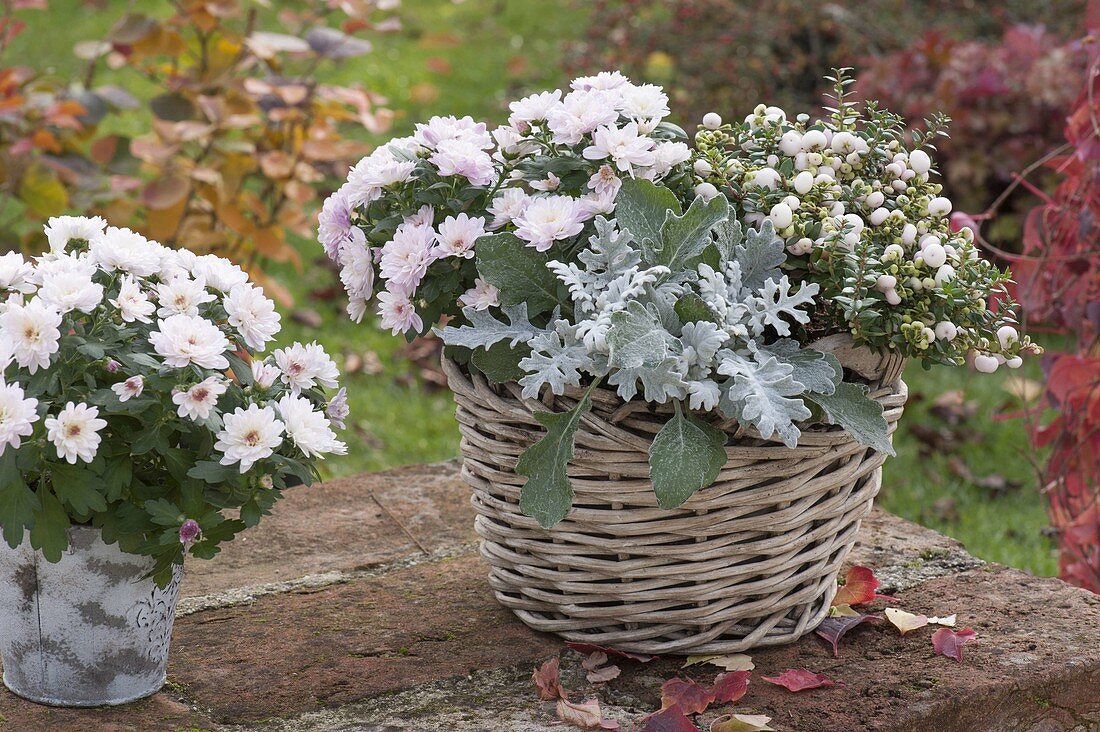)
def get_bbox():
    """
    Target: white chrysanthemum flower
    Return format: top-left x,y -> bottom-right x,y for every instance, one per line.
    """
513,196 -> 585,252
273,341 -> 340,393
111,375 -> 144,402
0,253 -> 36,294
172,377 -> 228,421
650,141 -> 691,177
90,226 -> 163,277
189,254 -> 249,293
43,215 -> 107,254
44,402 -> 107,464
30,252 -> 96,285
38,270 -> 104,314
225,283 -> 280,351
570,71 -> 631,92
110,275 -> 155,324
508,90 -> 563,128
458,278 -> 500,311
429,138 -> 495,187
617,83 -> 670,122
547,89 -> 619,145
149,314 -> 231,370
251,361 -> 280,389
215,404 -> 285,473
338,236 -> 375,307
413,115 -> 493,150
0,382 -> 39,453
154,275 -> 215,319
277,393 -> 347,458
0,298 -> 62,374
